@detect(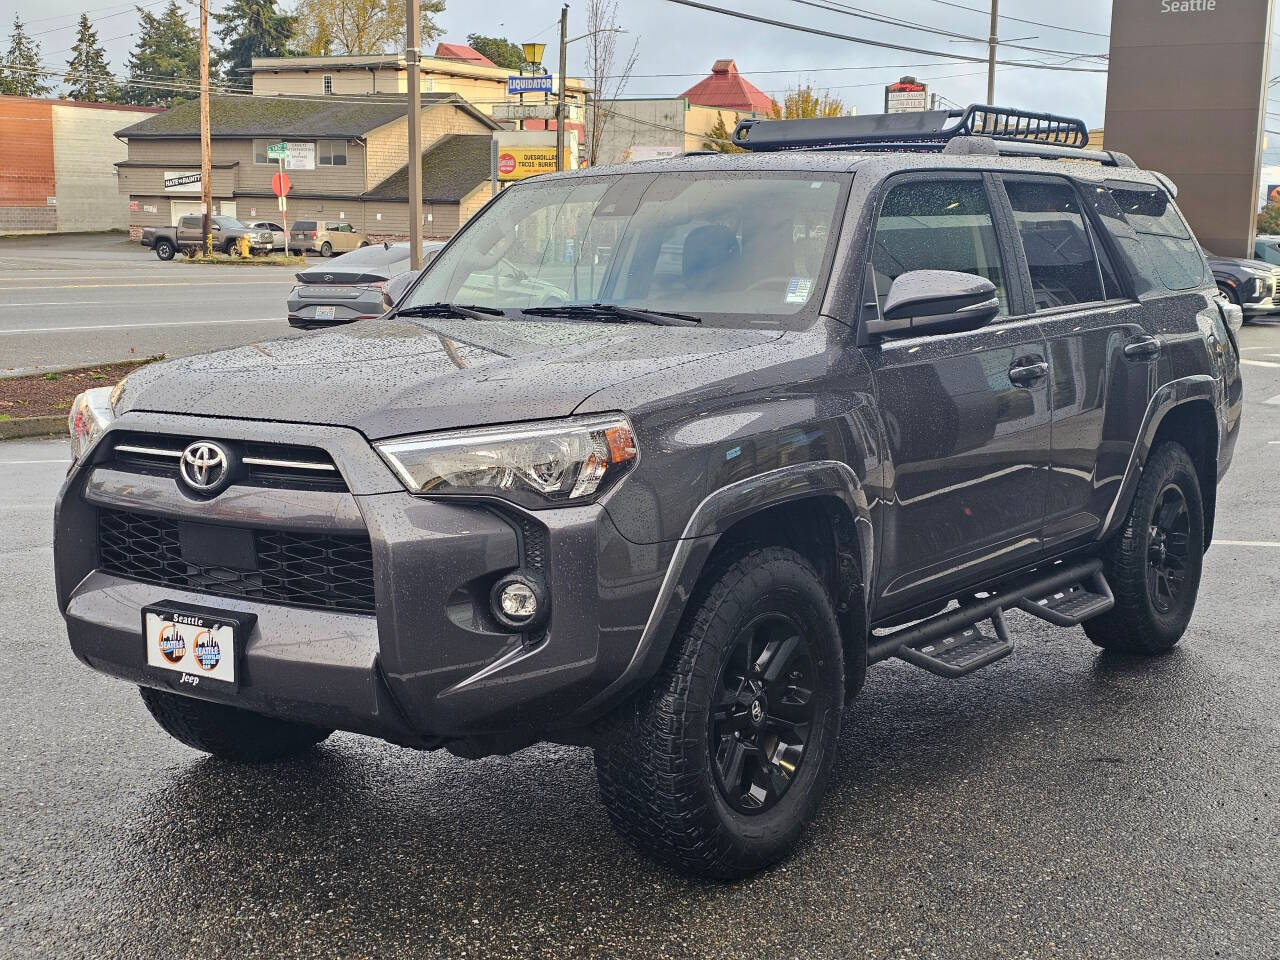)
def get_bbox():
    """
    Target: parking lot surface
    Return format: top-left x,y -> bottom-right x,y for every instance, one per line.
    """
0,234 -> 304,374
2,325 -> 1279,959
